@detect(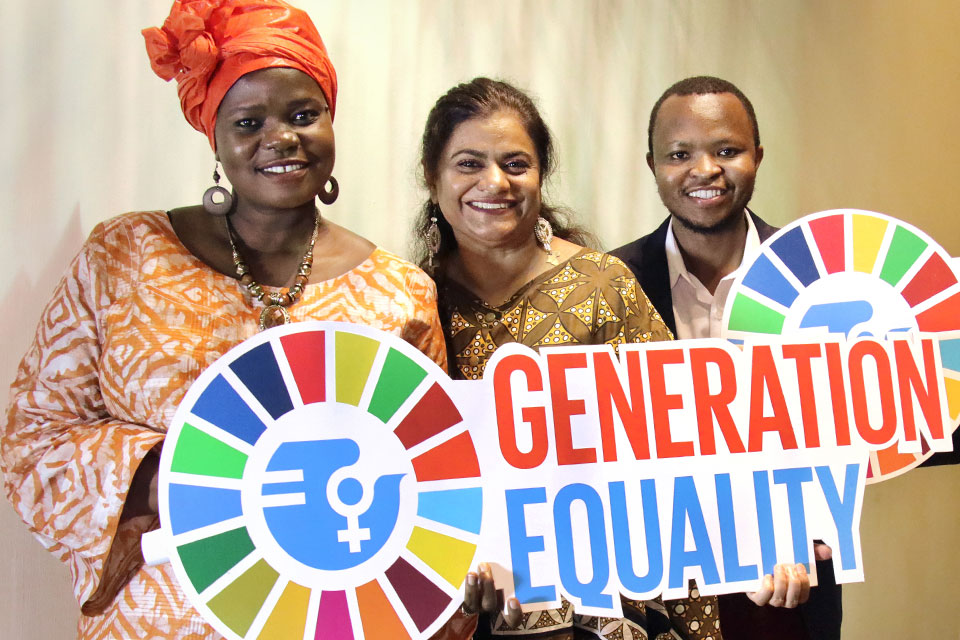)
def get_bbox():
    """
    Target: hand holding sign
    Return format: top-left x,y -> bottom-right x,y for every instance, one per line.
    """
462,563 -> 523,628
143,211 -> 960,639
746,563 -> 810,608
